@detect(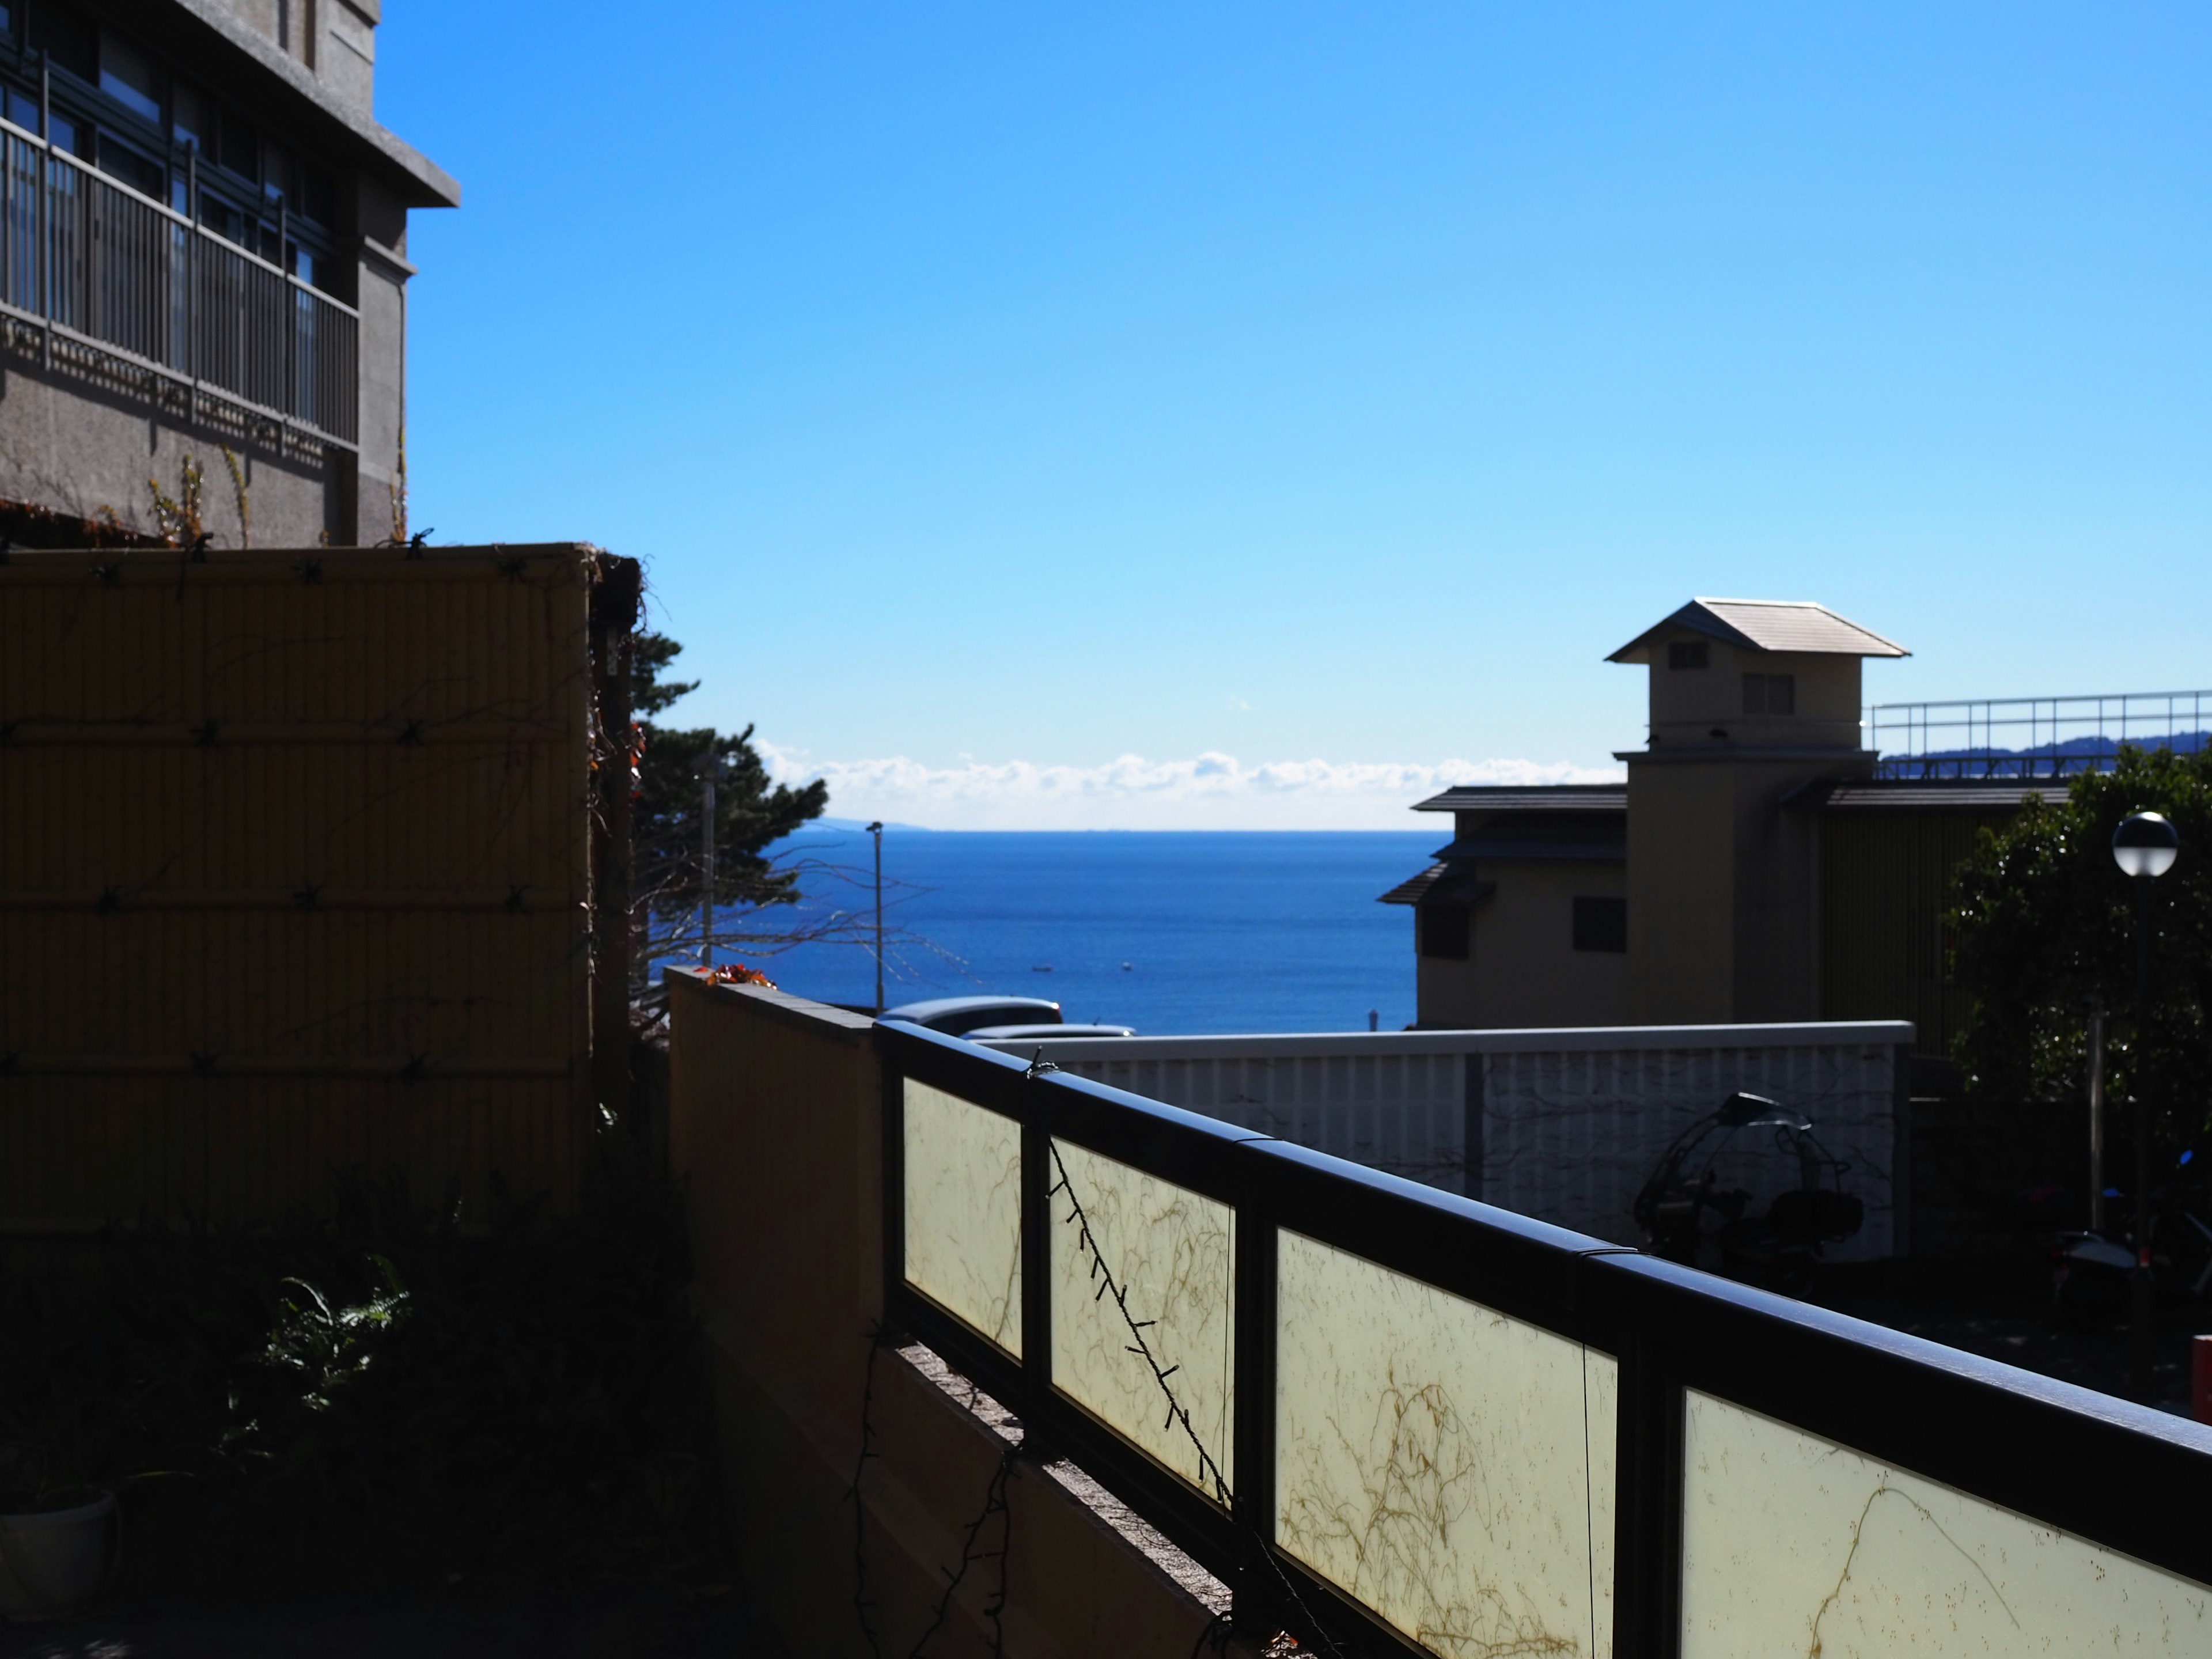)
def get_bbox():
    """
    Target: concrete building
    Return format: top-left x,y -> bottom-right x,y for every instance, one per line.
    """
1385,597 -> 2074,1063
0,0 -> 456,547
